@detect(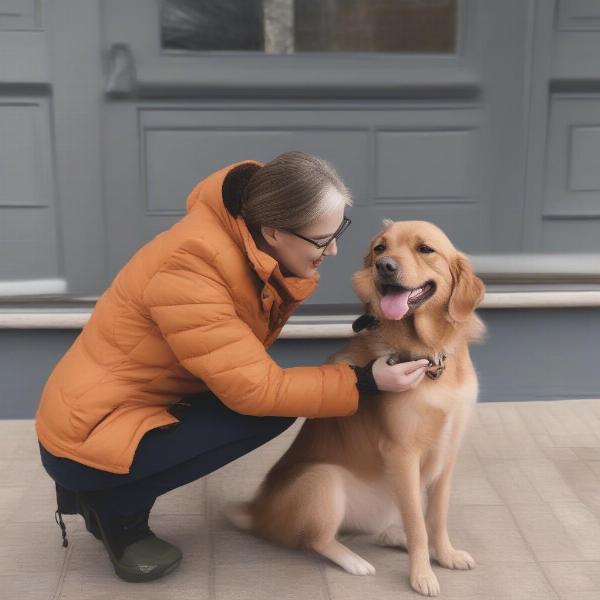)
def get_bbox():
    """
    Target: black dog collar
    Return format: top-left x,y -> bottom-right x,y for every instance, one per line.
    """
352,313 -> 381,333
